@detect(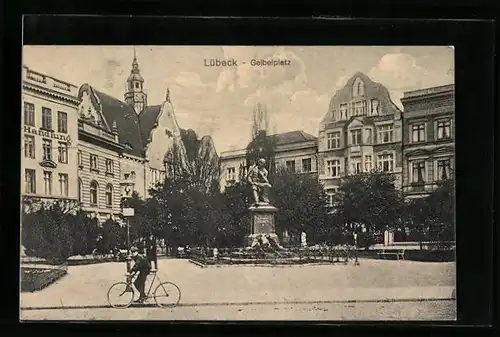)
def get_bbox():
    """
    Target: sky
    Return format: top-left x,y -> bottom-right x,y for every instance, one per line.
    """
23,46 -> 454,153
